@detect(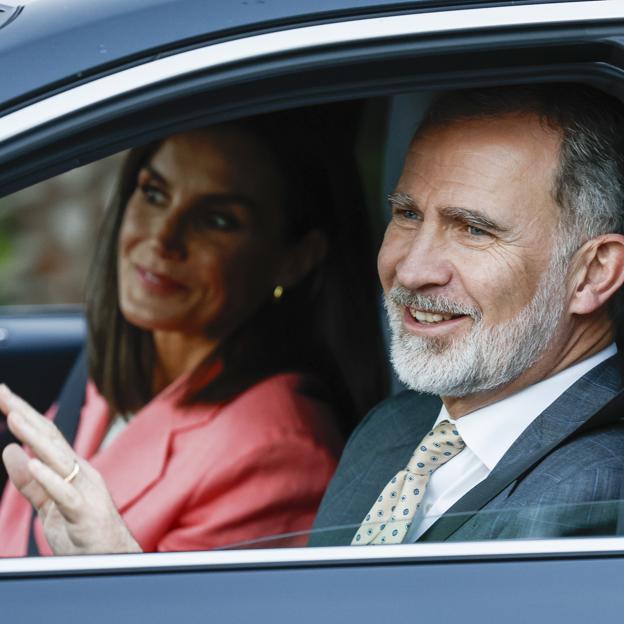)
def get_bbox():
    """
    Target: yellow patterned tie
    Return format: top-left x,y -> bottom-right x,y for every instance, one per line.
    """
352,420 -> 465,545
